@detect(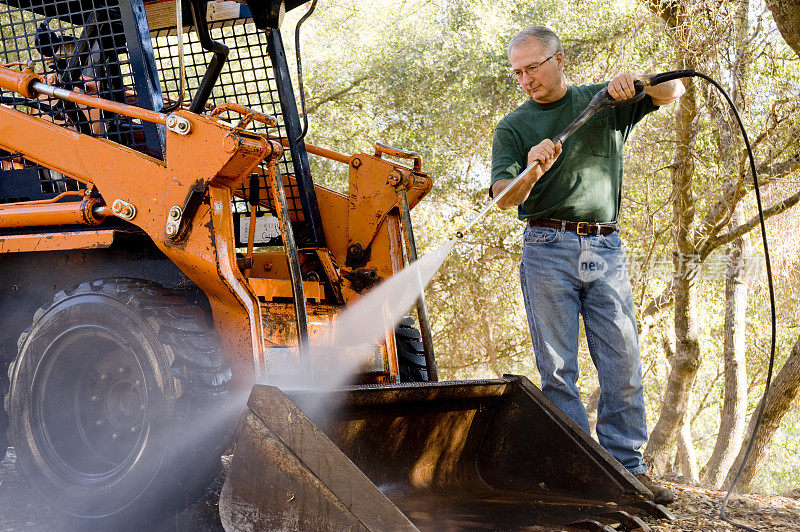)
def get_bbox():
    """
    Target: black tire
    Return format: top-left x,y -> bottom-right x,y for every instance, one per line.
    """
5,278 -> 233,526
396,316 -> 429,382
